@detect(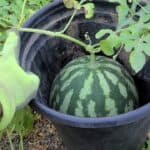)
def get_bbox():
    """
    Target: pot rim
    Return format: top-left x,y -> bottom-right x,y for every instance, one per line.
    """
30,99 -> 150,128
22,0 -> 150,128
23,0 -> 117,28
